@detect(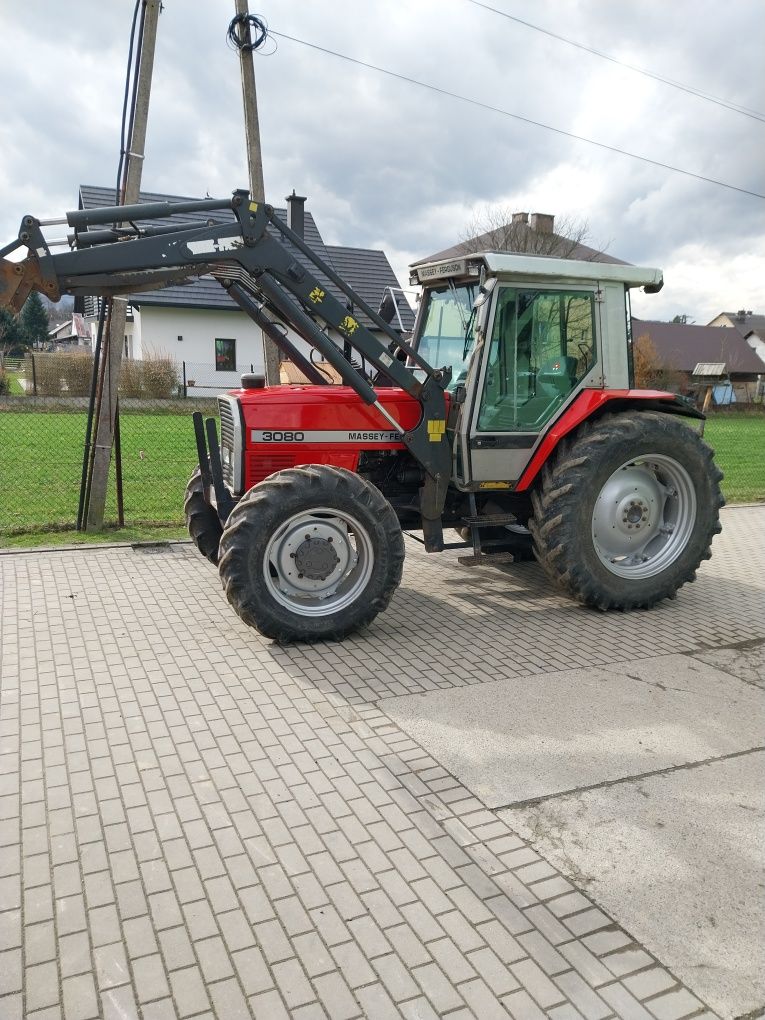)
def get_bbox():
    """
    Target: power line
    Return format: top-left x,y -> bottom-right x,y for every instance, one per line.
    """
269,31 -> 765,201
465,0 -> 765,123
